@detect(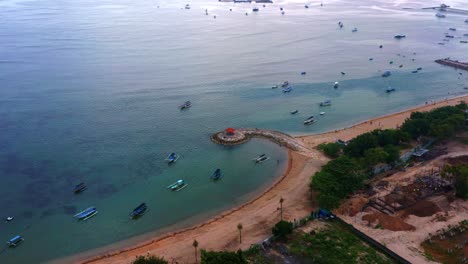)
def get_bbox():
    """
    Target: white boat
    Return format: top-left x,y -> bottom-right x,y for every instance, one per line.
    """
271,85 -> 278,89
333,82 -> 339,88
320,100 -> 331,107
167,180 -> 188,191
304,116 -> 316,125
320,112 -> 325,115
253,154 -> 269,163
